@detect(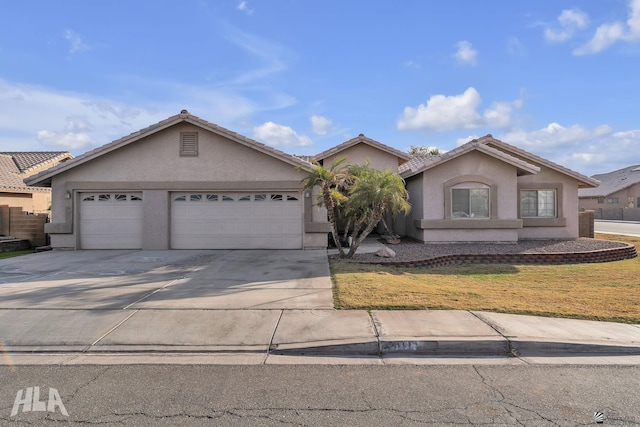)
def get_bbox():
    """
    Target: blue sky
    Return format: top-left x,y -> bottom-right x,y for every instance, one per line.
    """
1,0 -> 639,175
